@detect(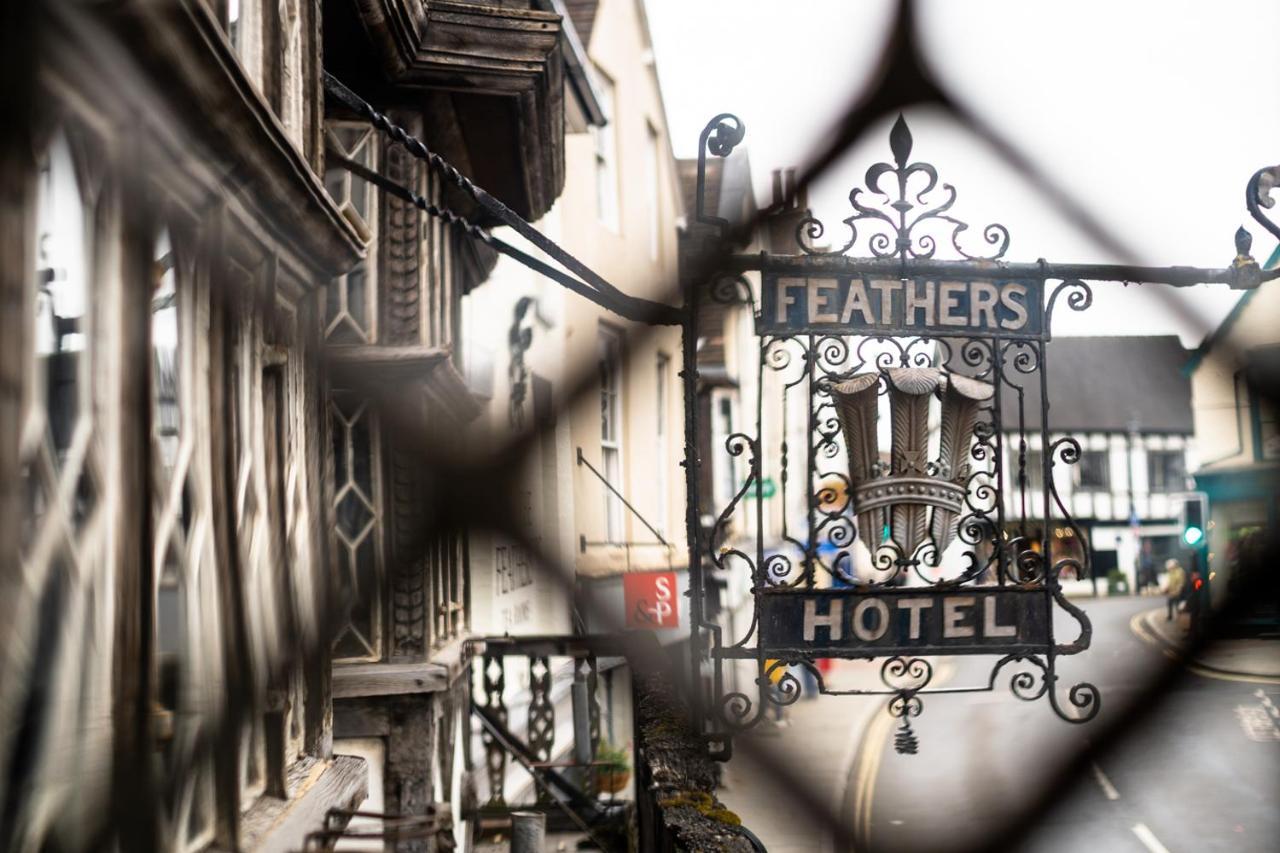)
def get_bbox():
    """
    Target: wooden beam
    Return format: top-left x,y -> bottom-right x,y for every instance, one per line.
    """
239,755 -> 369,853
332,661 -> 451,698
